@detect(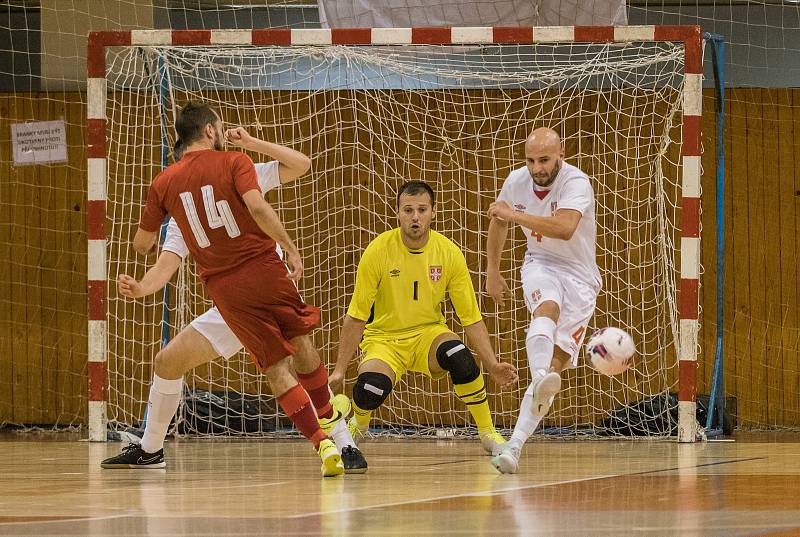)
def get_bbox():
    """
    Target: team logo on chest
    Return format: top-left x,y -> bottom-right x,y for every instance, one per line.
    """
429,265 -> 443,282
